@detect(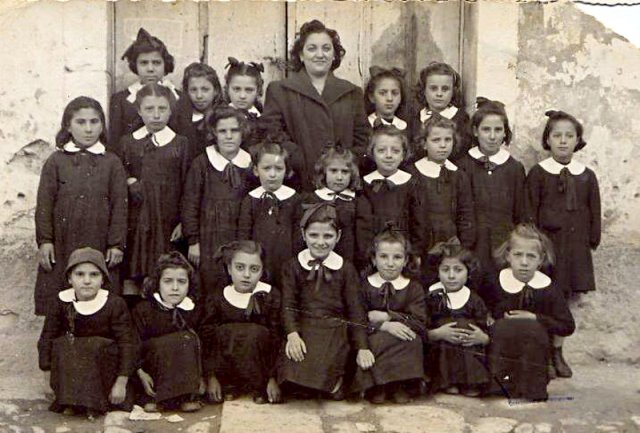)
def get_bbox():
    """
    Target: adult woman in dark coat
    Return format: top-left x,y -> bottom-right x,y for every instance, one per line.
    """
261,20 -> 370,192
